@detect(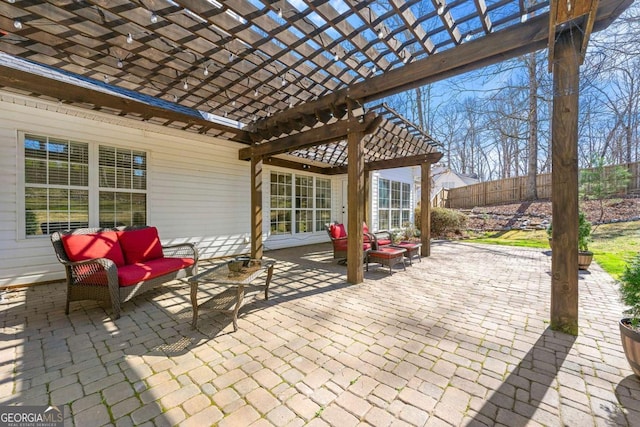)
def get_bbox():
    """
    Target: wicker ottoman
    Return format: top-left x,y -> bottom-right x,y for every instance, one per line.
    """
366,247 -> 407,274
390,242 -> 422,265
